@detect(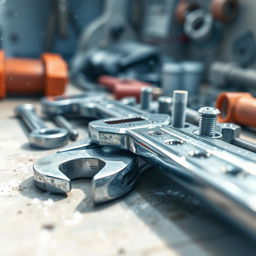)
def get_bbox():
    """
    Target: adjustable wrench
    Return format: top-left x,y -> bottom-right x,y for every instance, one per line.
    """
88,113 -> 256,238
34,137 -> 148,204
